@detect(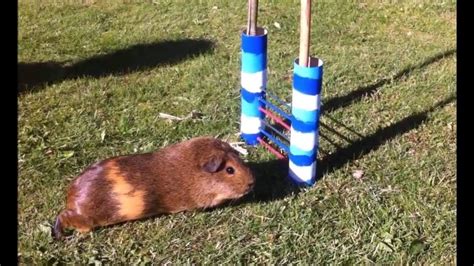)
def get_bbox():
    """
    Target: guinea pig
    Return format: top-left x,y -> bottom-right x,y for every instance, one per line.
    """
53,136 -> 255,240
